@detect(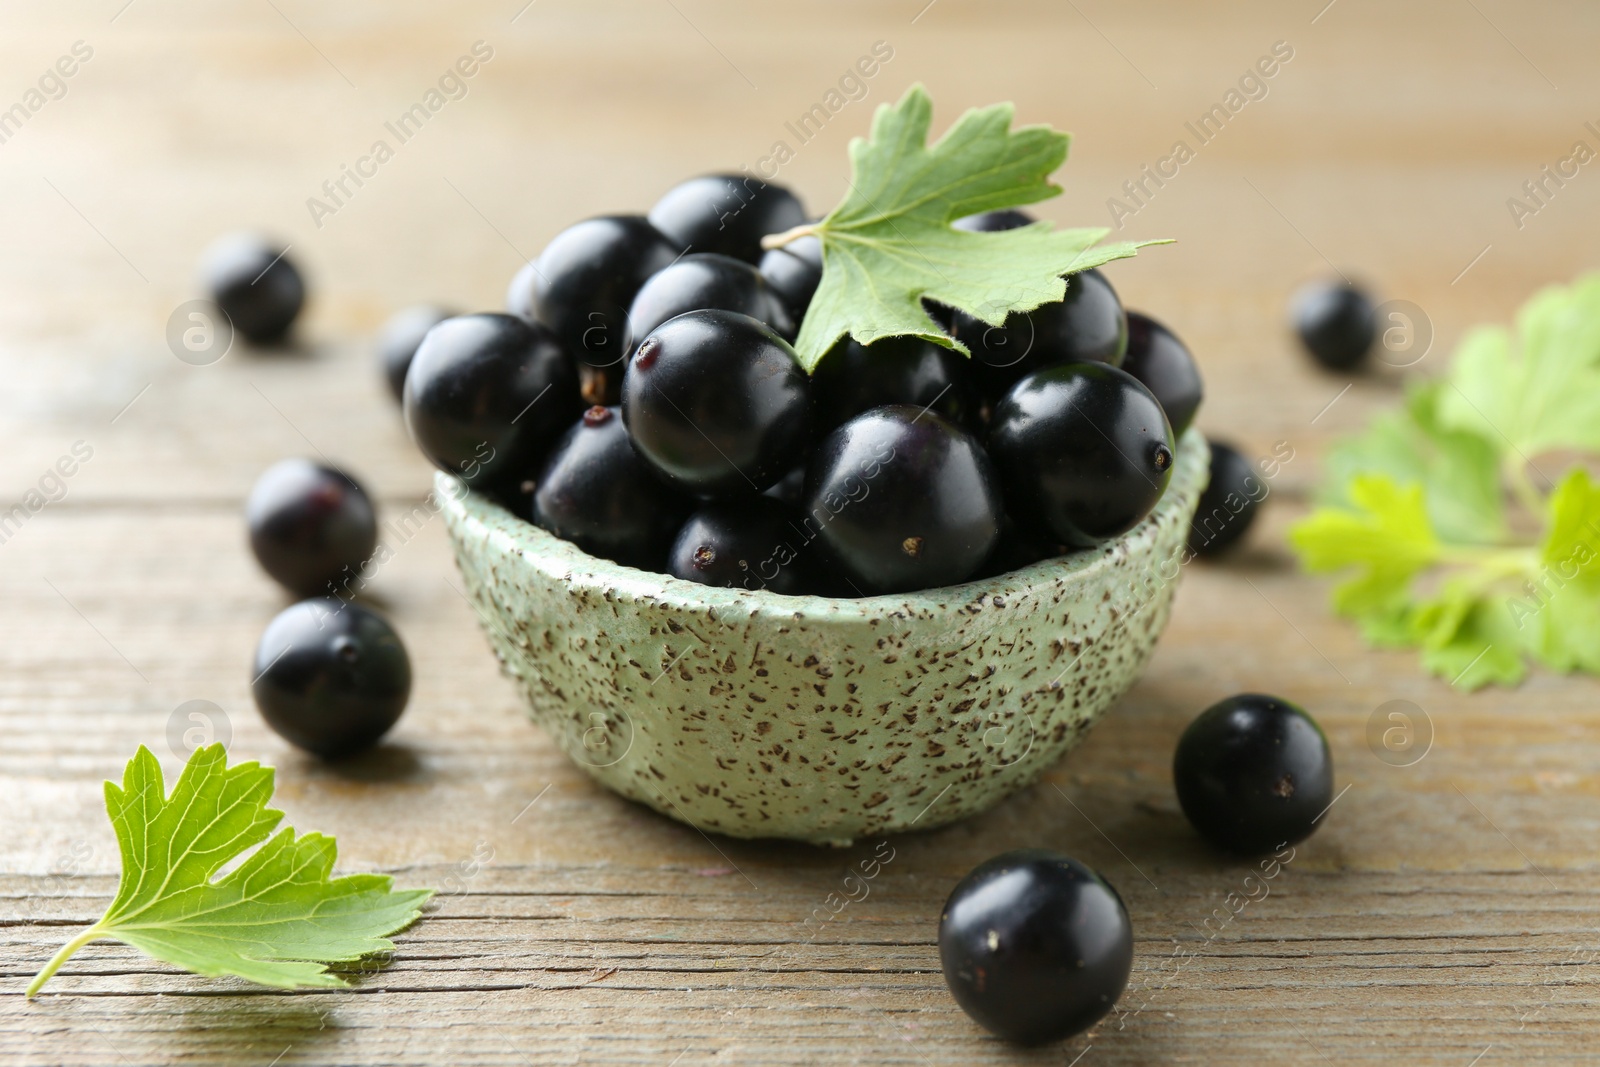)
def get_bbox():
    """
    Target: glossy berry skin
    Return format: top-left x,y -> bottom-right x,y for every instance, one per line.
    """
201,233 -> 305,344
758,234 -> 822,318
952,267 -> 1129,398
1293,280 -> 1375,370
526,216 -> 680,370
952,208 -> 1034,232
1122,311 -> 1204,438
940,850 -> 1133,1046
803,406 -> 1001,595
379,304 -> 454,402
246,459 -> 377,598
976,518 -> 1063,580
669,498 -> 810,594
1189,441 -> 1264,556
648,174 -> 806,263
762,465 -> 807,508
533,406 -> 690,569
1174,694 -> 1335,855
252,598 -> 411,759
811,334 -> 976,431
403,313 -> 580,489
625,253 -> 795,352
989,363 -> 1174,547
622,310 -> 812,497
